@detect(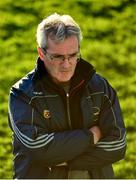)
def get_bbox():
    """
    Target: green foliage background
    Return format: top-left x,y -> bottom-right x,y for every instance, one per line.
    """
0,0 -> 136,178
